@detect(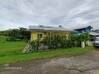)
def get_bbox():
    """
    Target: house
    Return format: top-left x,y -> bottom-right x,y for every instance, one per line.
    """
90,30 -> 99,36
74,26 -> 92,33
29,25 -> 72,41
89,29 -> 99,41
